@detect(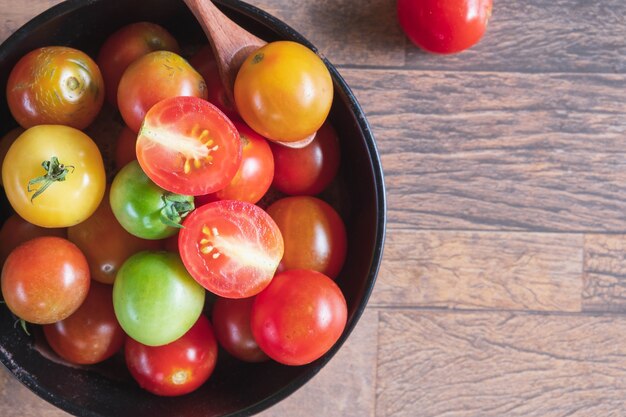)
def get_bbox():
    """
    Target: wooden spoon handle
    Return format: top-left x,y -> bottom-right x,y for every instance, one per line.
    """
182,0 -> 266,98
